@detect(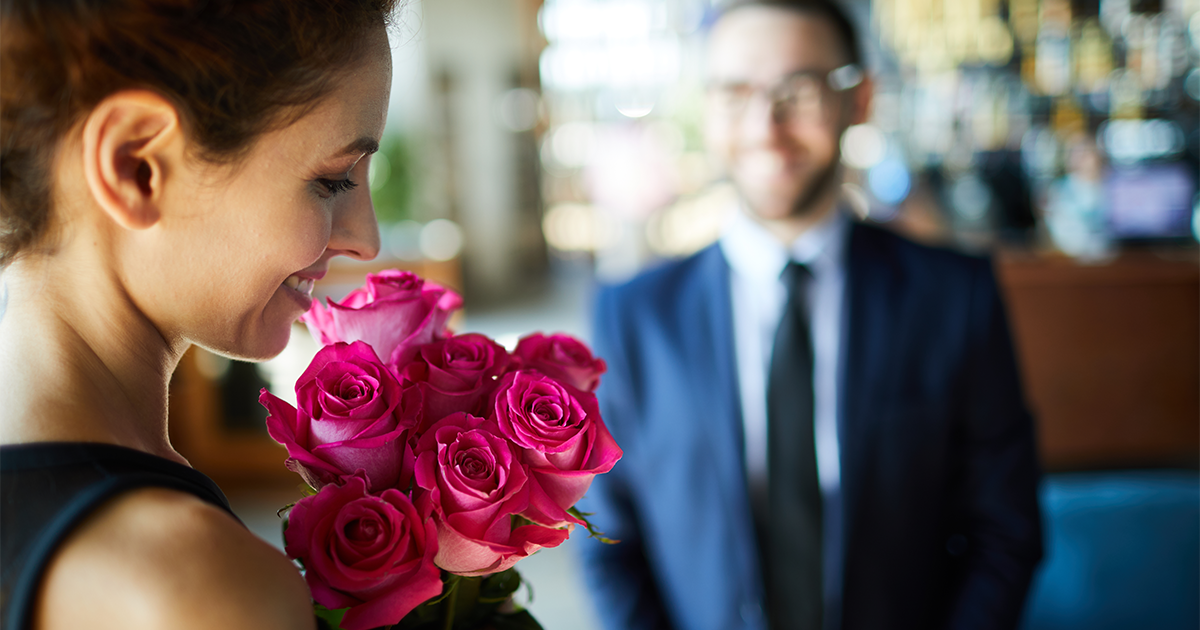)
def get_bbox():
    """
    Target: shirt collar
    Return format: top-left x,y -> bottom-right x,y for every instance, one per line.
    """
719,203 -> 850,282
